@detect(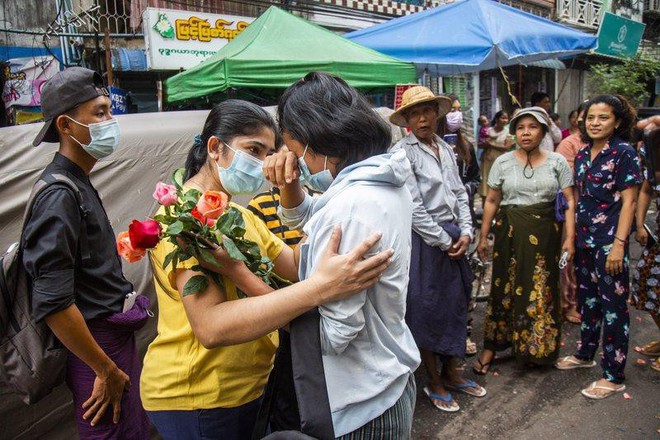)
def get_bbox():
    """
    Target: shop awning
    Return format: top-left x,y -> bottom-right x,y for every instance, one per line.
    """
346,0 -> 597,75
165,6 -> 416,103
